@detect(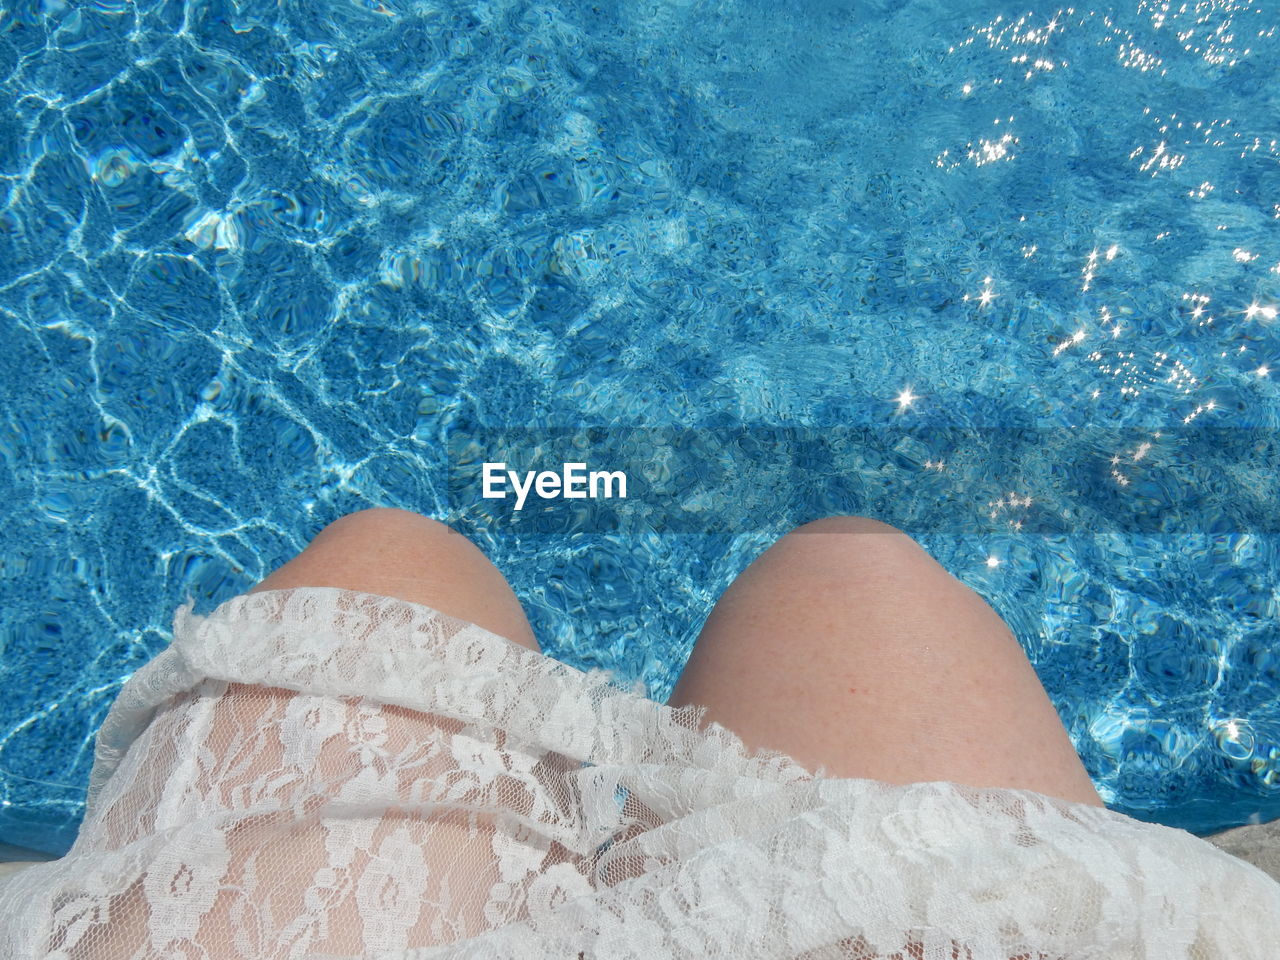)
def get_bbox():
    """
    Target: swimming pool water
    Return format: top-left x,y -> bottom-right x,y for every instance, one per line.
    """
1,0 -> 1279,855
